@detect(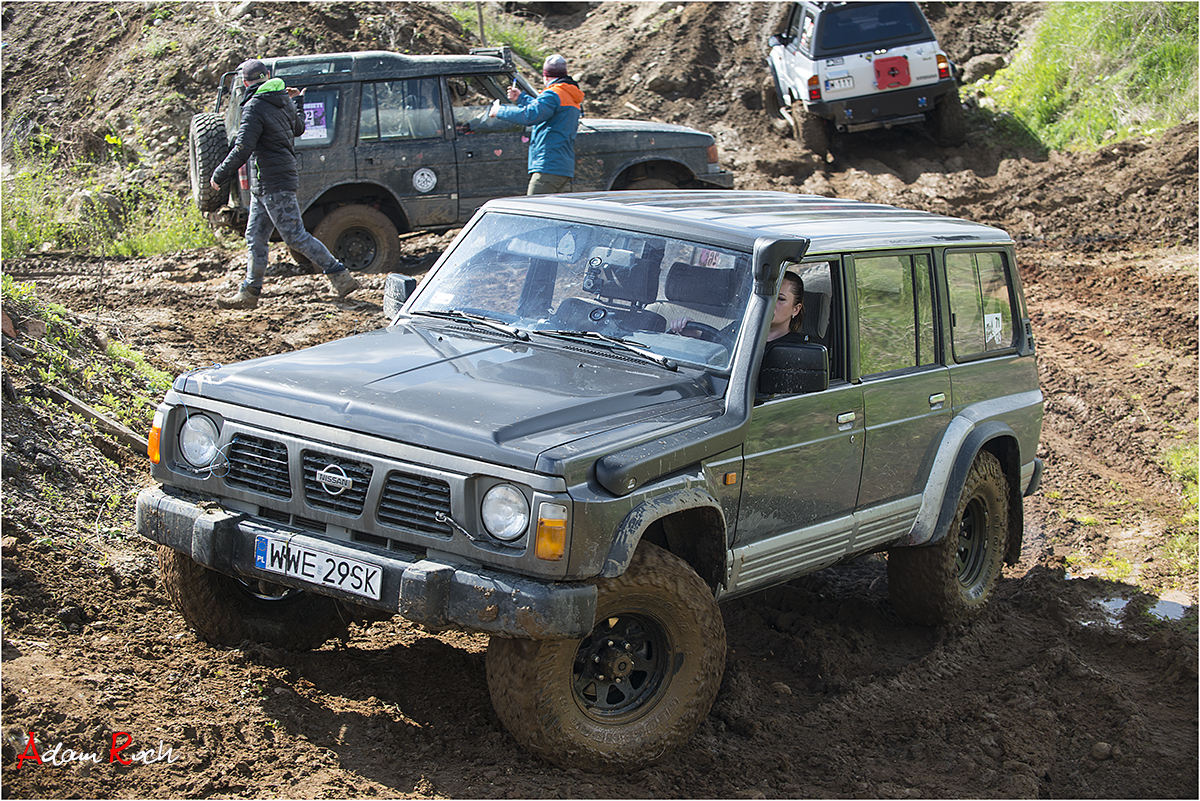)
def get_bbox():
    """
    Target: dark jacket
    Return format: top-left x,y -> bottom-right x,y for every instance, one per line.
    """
212,78 -> 304,194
